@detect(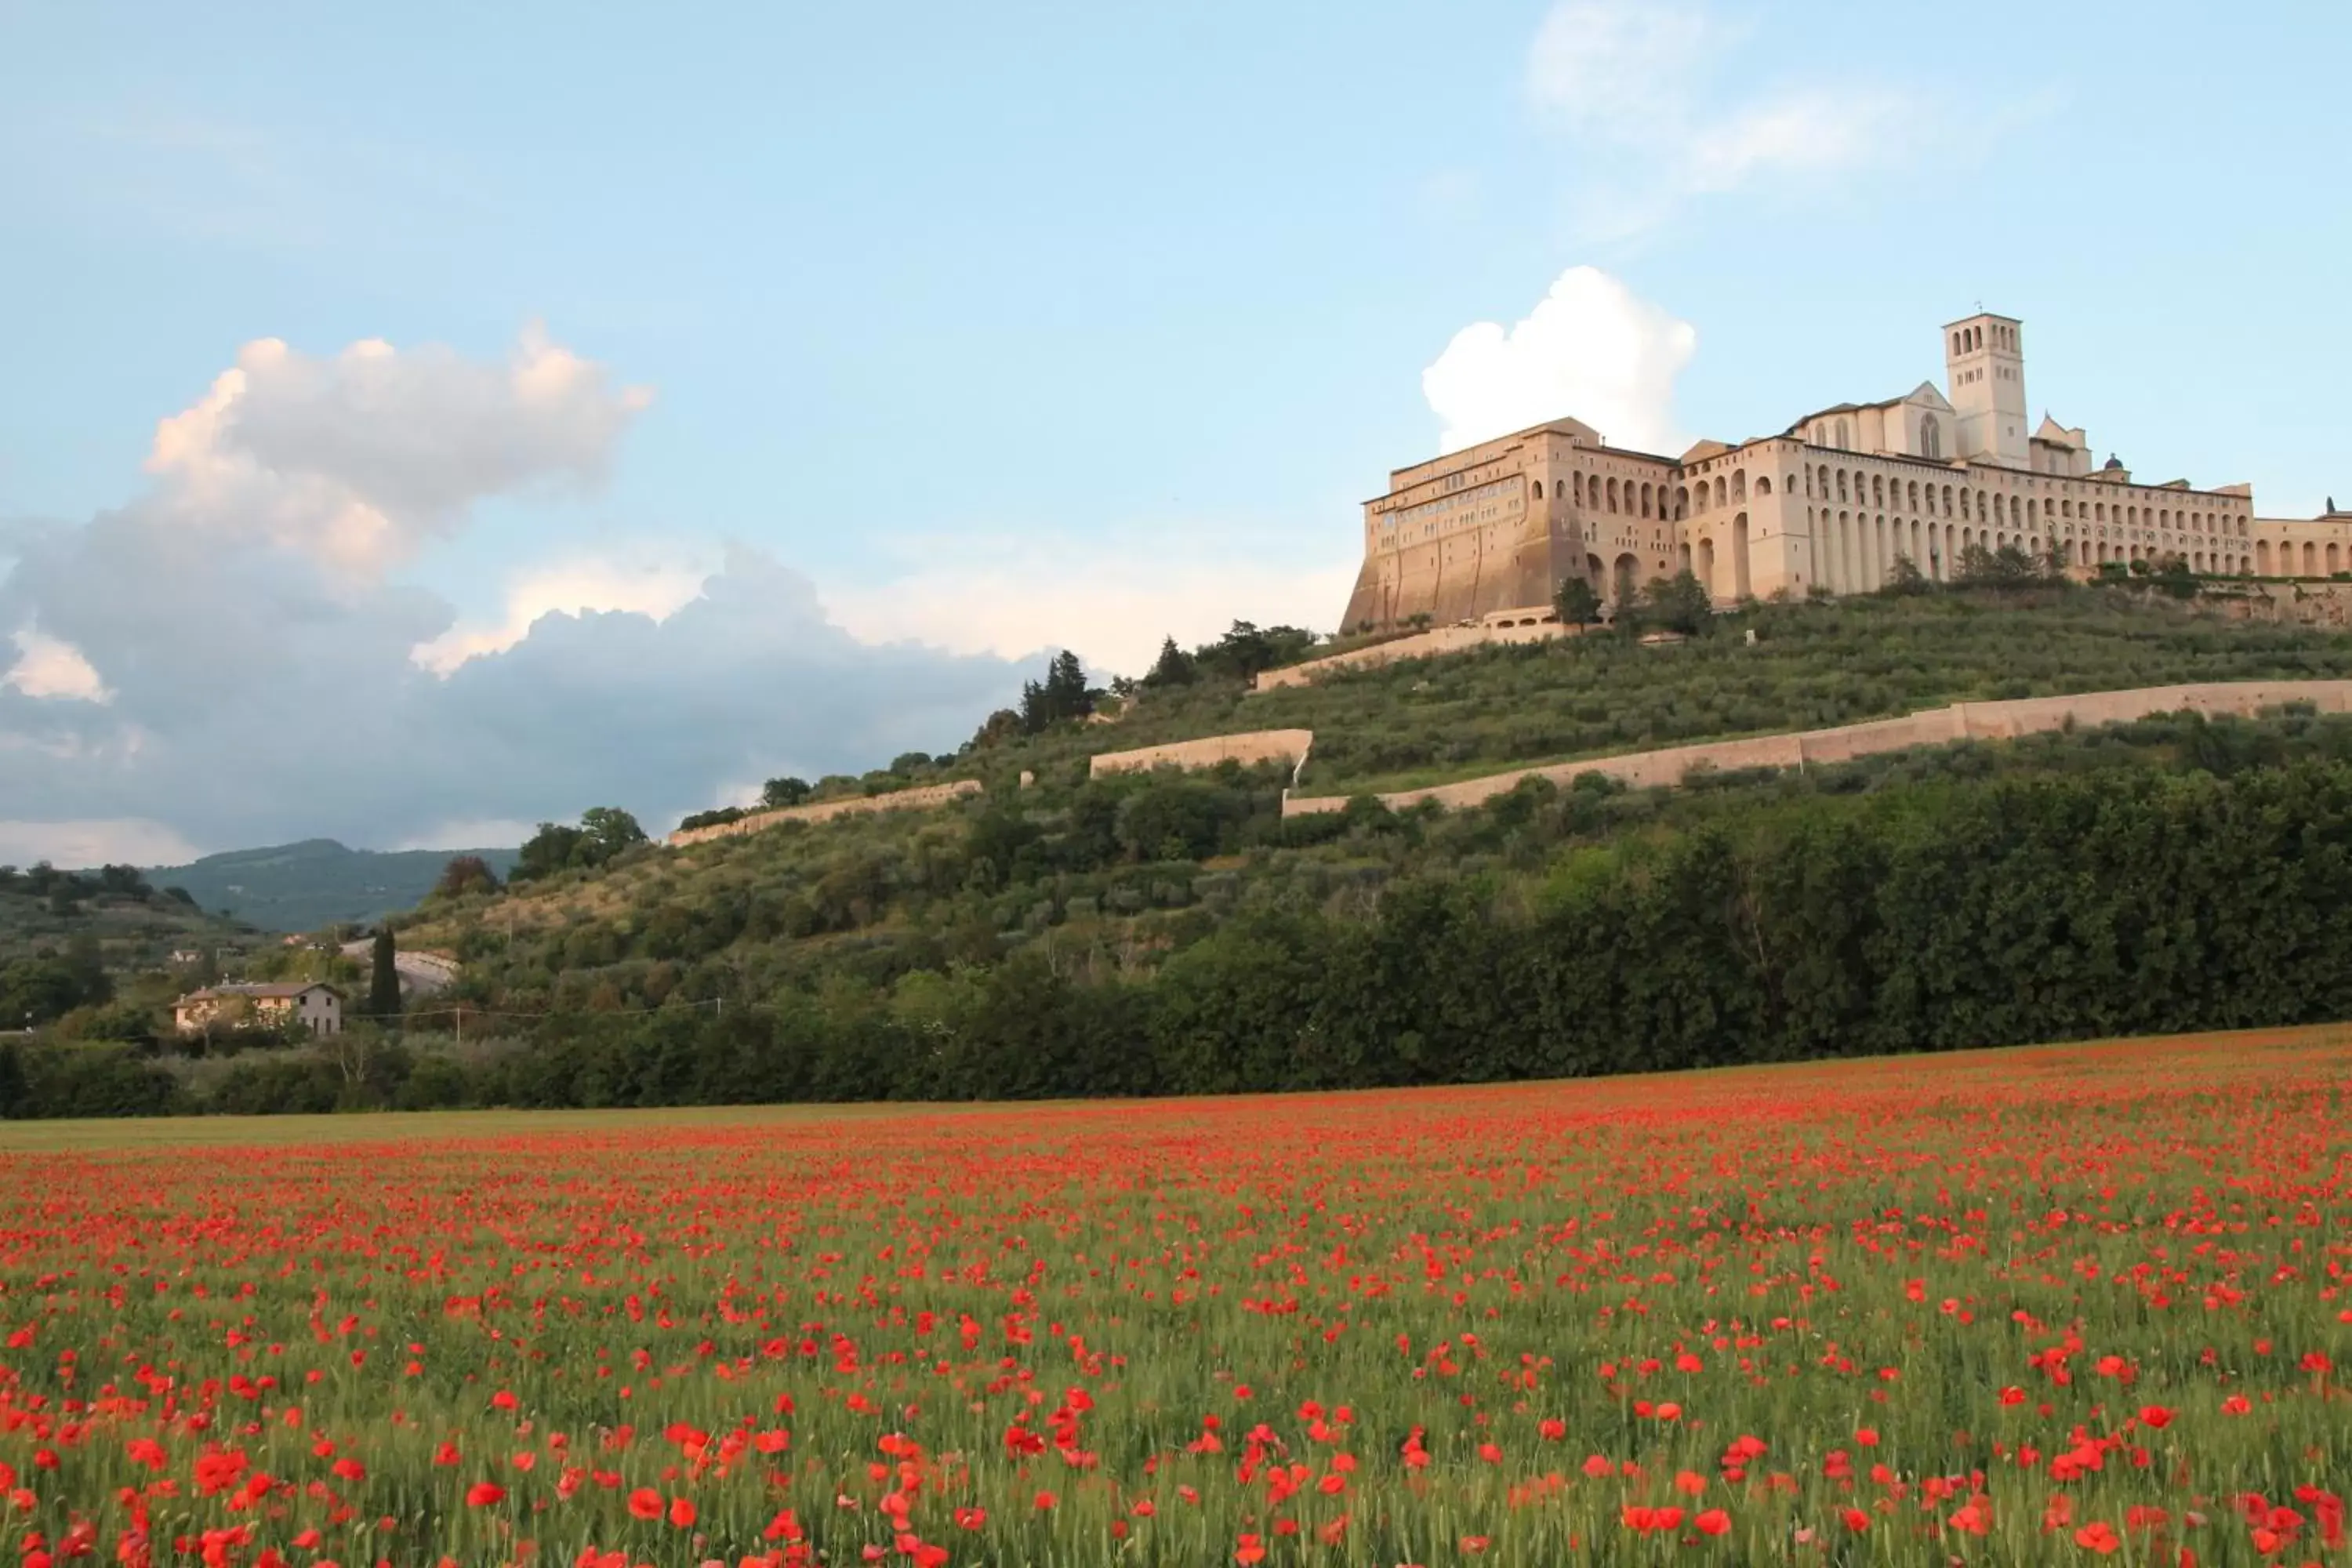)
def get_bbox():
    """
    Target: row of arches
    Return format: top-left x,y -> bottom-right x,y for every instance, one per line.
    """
1802,463 -> 2247,542
1809,510 -> 1953,593
1951,322 -> 2015,356
2256,540 -> 2344,576
1551,467 -> 1769,524
1577,516 -> 1755,607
